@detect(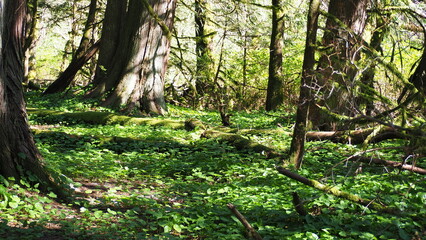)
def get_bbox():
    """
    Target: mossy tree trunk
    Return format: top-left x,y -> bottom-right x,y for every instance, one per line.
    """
265,0 -> 285,111
194,0 -> 215,108
288,0 -> 321,169
359,12 -> 388,116
310,0 -> 369,130
0,0 -> 64,196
